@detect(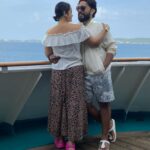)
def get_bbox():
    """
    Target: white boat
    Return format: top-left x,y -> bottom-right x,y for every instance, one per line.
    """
0,58 -> 150,127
